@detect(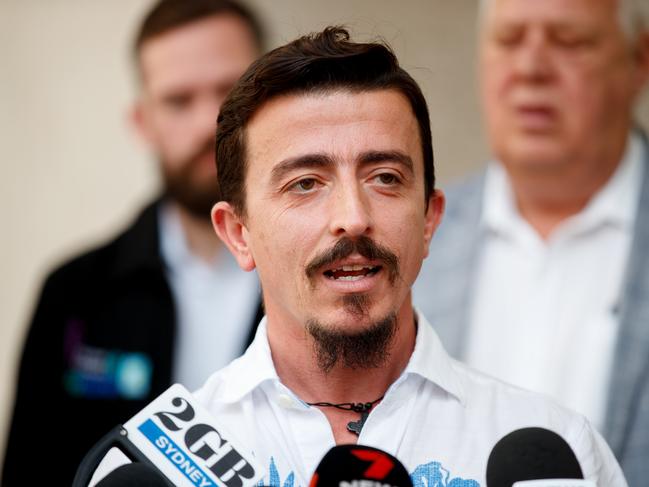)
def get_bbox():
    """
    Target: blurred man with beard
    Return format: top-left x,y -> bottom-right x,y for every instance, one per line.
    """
2,1 -> 263,485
